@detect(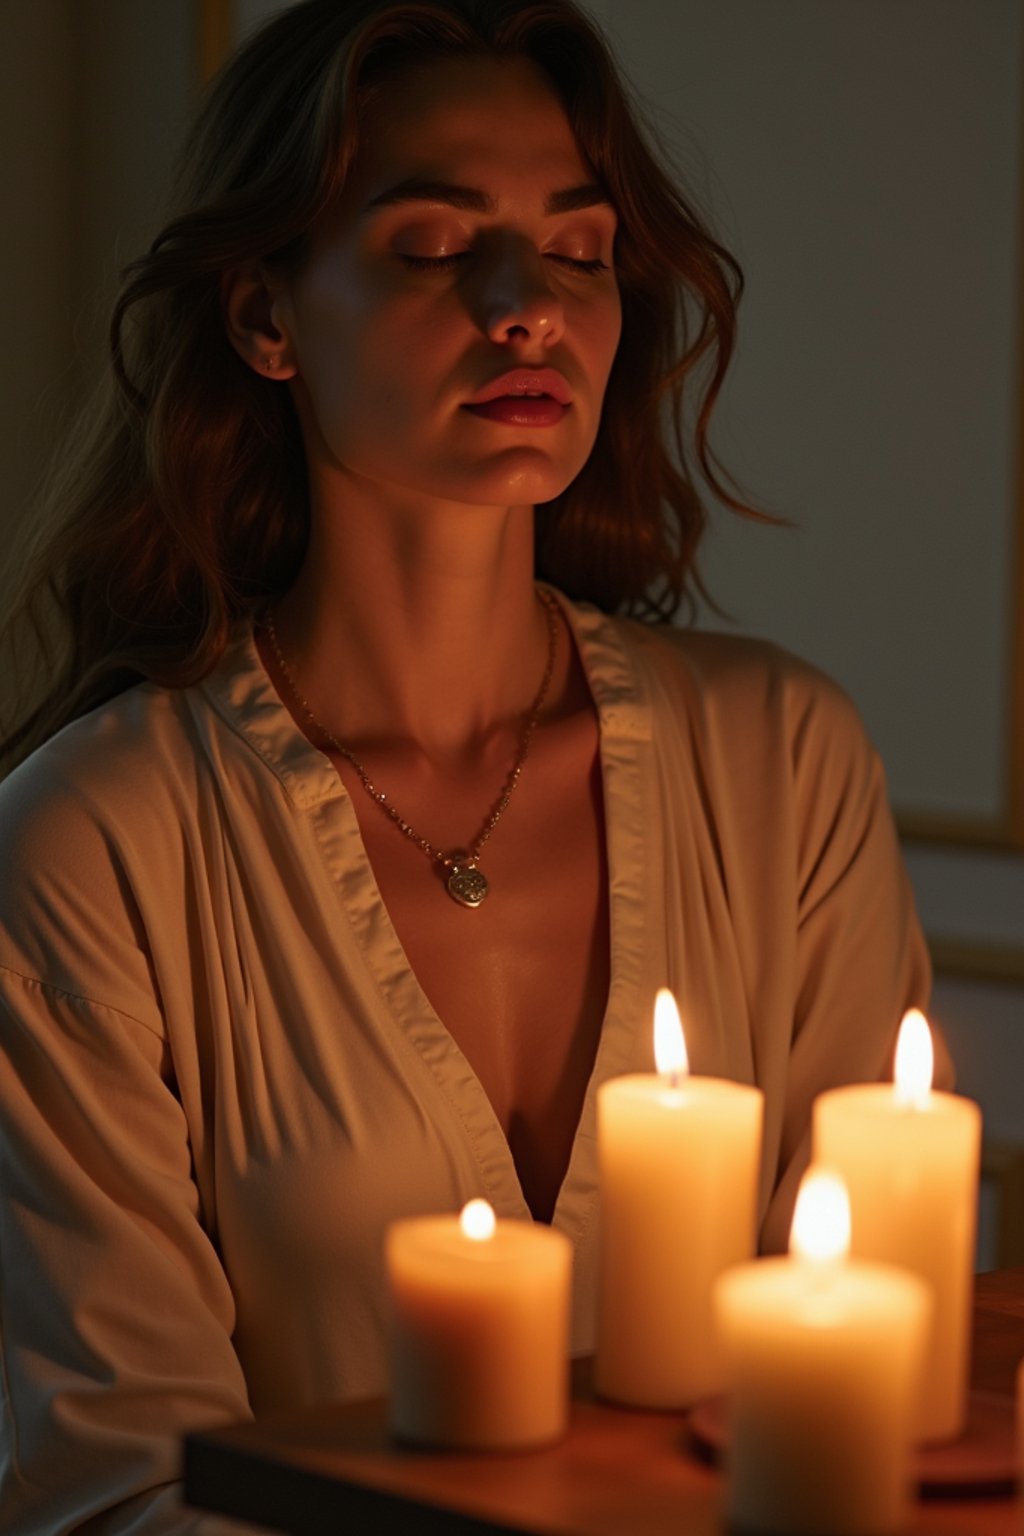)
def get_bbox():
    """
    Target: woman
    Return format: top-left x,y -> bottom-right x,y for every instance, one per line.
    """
0,1 -> 940,1530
